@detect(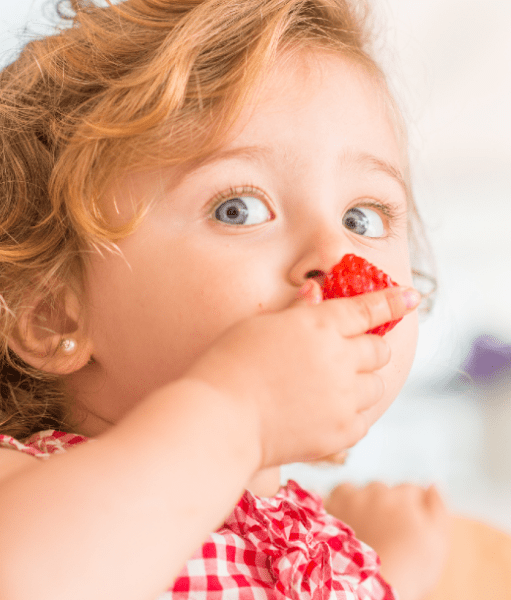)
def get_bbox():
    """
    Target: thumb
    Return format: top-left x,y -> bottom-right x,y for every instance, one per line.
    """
292,279 -> 323,307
